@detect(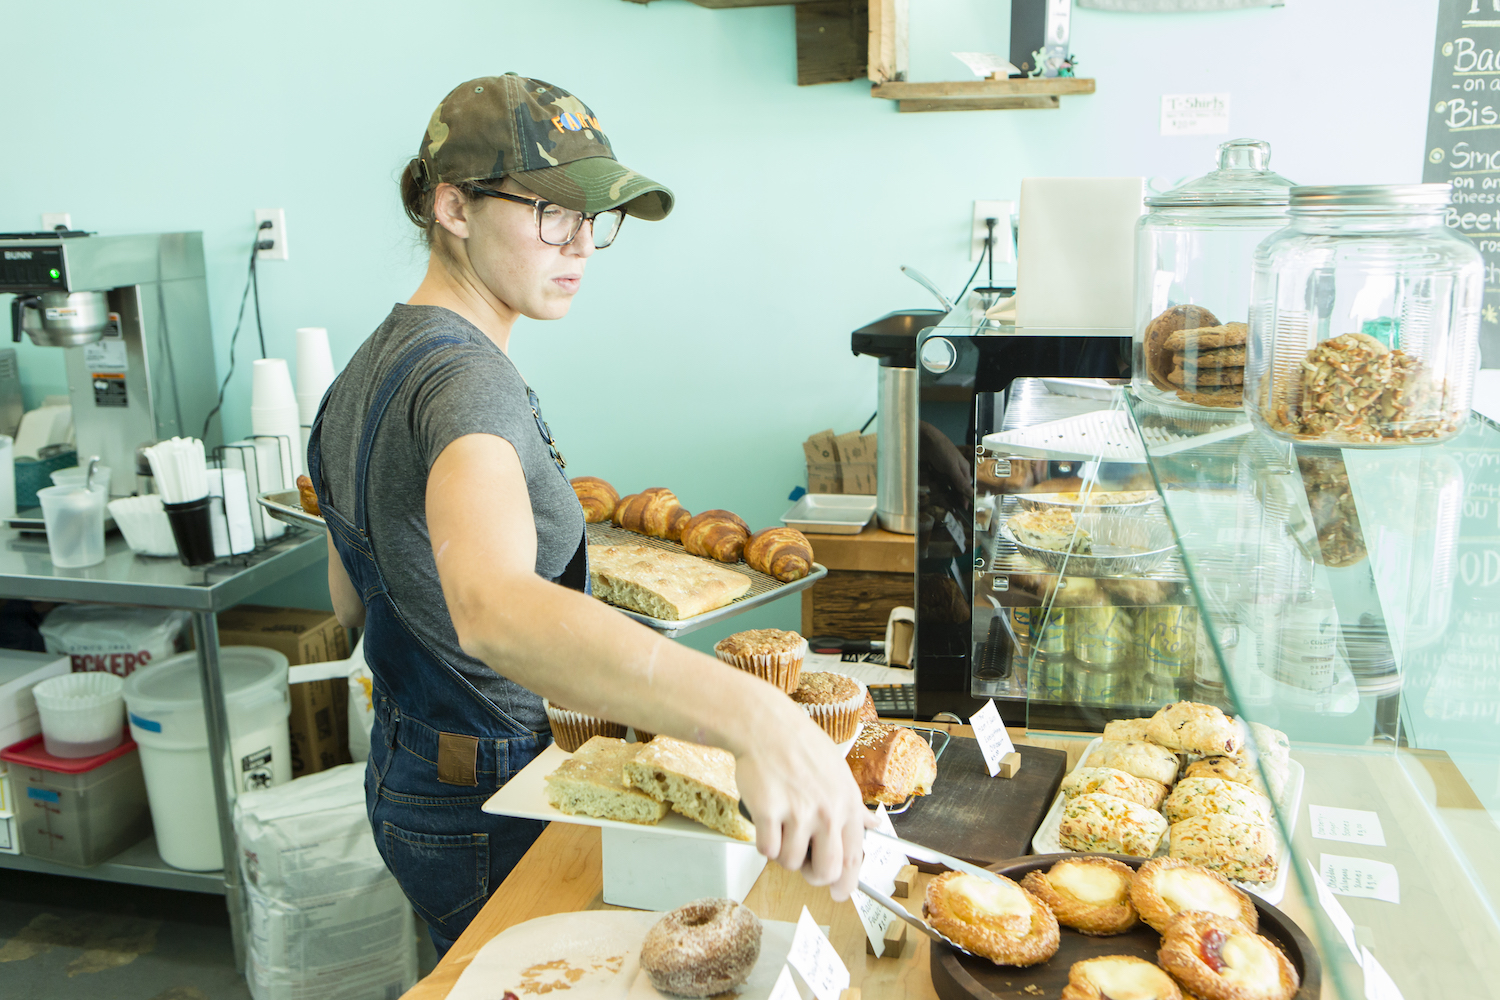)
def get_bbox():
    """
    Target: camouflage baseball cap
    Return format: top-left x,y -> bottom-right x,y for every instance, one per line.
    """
413,74 -> 673,221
